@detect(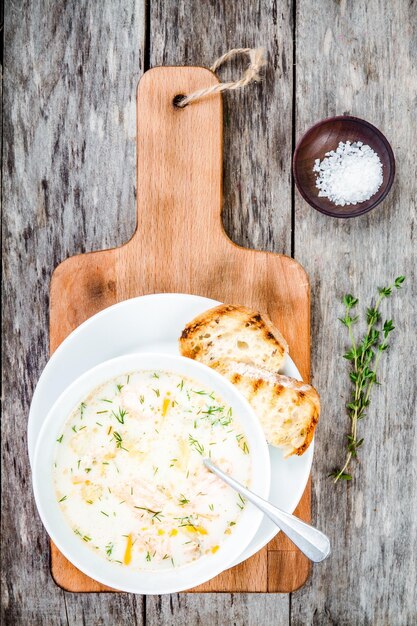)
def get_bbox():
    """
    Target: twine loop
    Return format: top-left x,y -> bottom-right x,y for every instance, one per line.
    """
176,47 -> 266,108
